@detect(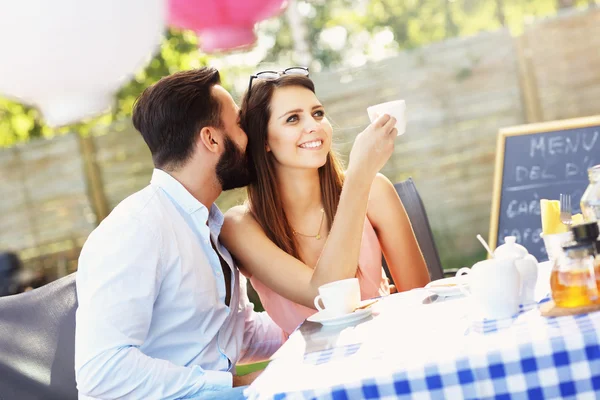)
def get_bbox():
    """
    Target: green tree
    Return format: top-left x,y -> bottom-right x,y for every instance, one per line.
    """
260,0 -> 594,69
